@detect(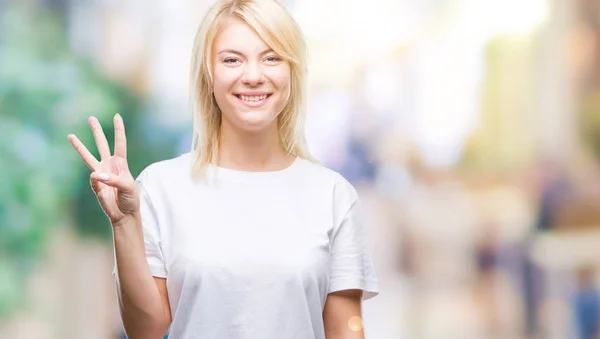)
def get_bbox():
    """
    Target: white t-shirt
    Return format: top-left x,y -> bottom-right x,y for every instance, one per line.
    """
124,152 -> 379,339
